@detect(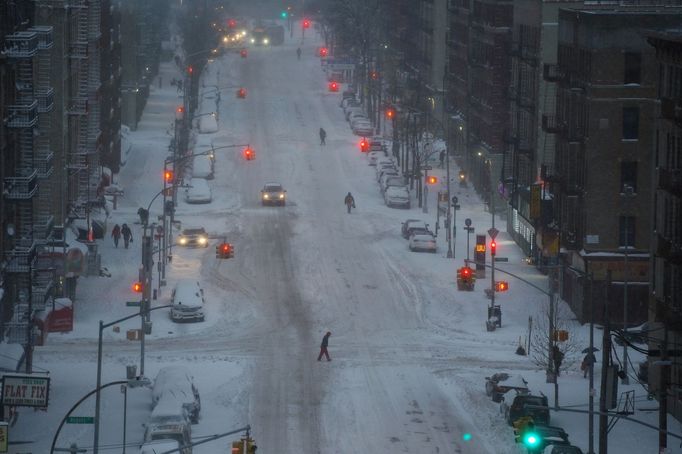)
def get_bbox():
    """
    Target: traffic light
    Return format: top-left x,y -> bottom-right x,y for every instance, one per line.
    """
164,200 -> 175,216
164,170 -> 174,184
216,242 -> 234,259
237,88 -> 247,98
243,146 -> 255,160
458,266 -> 473,281
370,71 -> 379,80
228,18 -> 237,28
328,81 -> 339,92
240,48 -> 248,58
426,175 -> 438,185
494,281 -> 509,292
280,10 -> 288,18
175,106 -> 185,120
303,19 -> 310,28
187,65 -> 193,75
490,240 -> 496,256
232,438 -> 257,454
359,138 -> 369,152
132,282 -> 143,293
385,107 -> 395,119
319,47 -> 328,57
